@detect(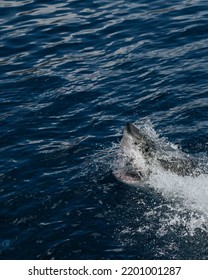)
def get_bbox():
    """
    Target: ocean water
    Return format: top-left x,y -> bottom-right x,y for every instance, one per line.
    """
0,0 -> 208,260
